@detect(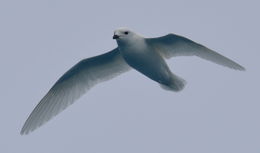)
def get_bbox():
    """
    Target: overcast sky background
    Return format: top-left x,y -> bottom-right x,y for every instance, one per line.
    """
0,0 -> 259,153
